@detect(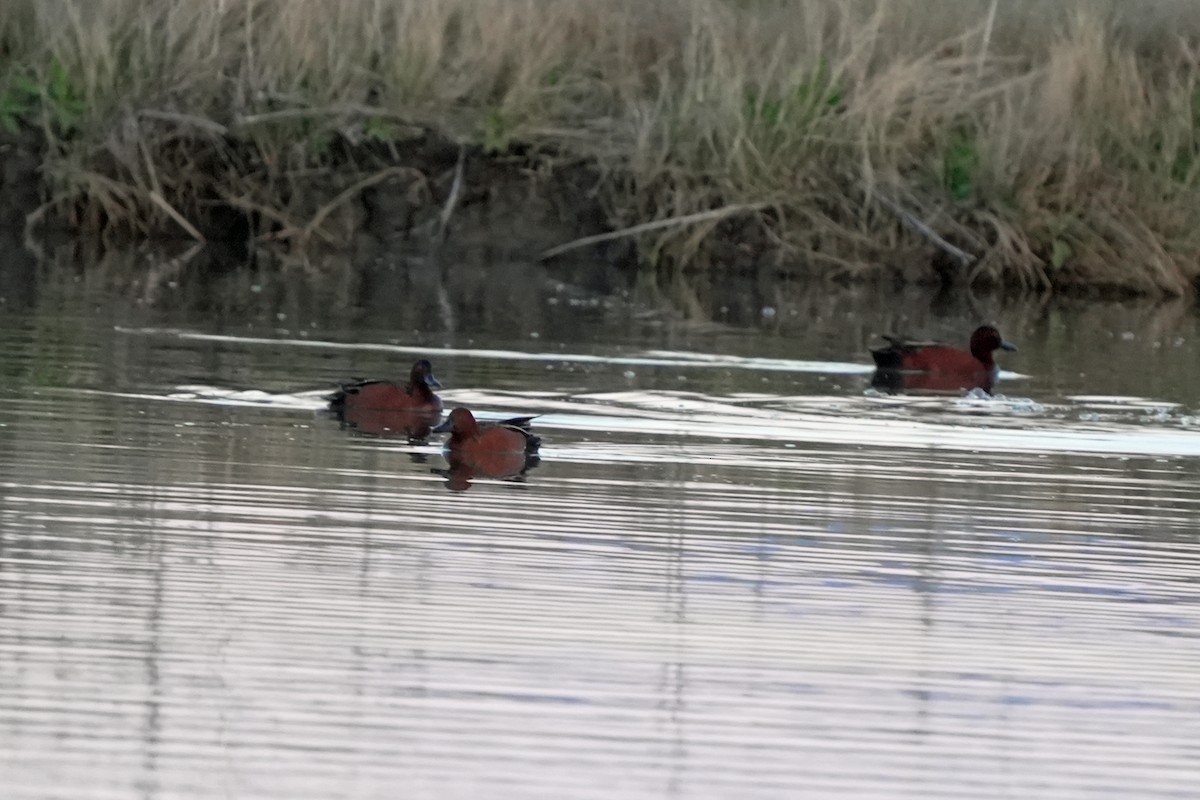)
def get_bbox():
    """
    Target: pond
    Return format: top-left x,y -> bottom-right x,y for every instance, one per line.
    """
1,246 -> 1199,799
